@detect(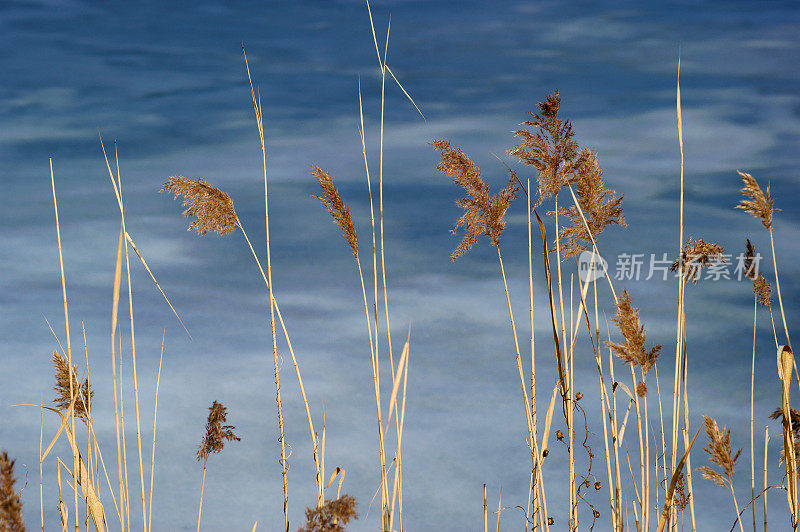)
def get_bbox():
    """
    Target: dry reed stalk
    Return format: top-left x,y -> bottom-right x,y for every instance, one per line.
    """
41,404 -> 108,531
356,78 -> 390,526
483,485 -> 488,532
40,398 -> 45,532
496,491 -> 502,532
76,322 -> 119,526
196,401 -> 240,532
559,214 -> 574,529
110,224 -> 125,532
508,89 -> 628,525
82,324 -> 93,515
525,177 -> 541,526
667,242 -> 729,532
548,193 -> 576,529
99,140 -> 147,532
119,159 -> 148,532
656,428 -> 701,532
590,280 -> 618,529
310,163 -> 390,520
320,421 -> 327,506
434,142 -> 545,526
58,459 -> 68,532
524,178 -> 550,532
681,311 -> 698,531
496,246 -> 538,463
571,270 -> 616,529
564,265 -> 594,529
123,233 -> 191,339
609,336 -> 624,530
83,323 -> 104,504
99,138 -> 189,530
162,168 -> 323,512
560,166 -> 632,529
669,56 -> 689,532
534,212 -> 569,528
366,9 -> 395,525
361,15 -> 391,524
764,426 -> 769,531
49,158 -> 81,532
147,333 -> 164,532
654,363 -> 670,520
698,416 -> 744,532
768,228 -> 791,349
119,330 -> 131,532
388,338 -> 411,532
560,184 -> 628,529
736,171 -> 791,350
777,345 -> 798,525
745,240 -> 762,532
506,98 -> 601,526
736,172 -> 790,529
242,55 -> 289,530
36,370 -> 122,528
